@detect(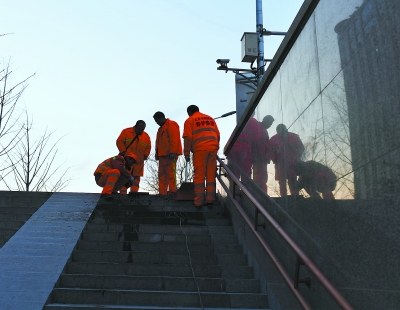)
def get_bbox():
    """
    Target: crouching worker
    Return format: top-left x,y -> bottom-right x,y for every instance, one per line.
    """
295,160 -> 337,200
94,152 -> 137,200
